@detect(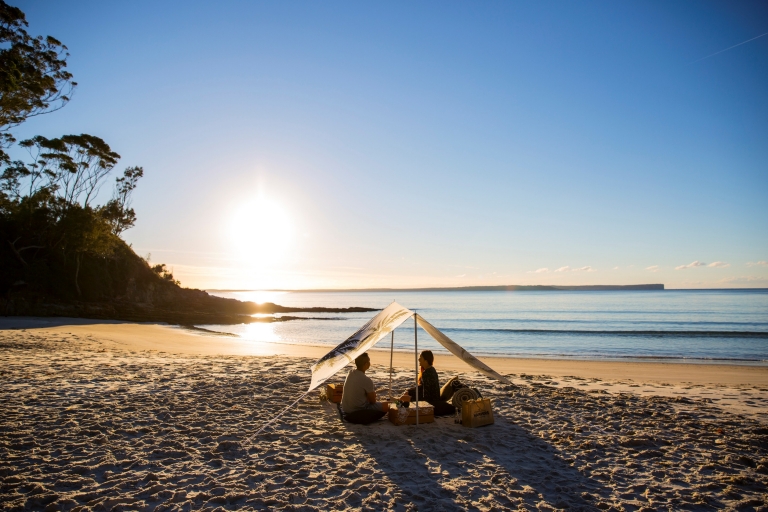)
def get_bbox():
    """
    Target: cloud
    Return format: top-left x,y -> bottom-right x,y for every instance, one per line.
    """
612,266 -> 619,270
675,260 -> 731,270
455,274 -> 466,278
551,265 -> 594,273
718,276 -> 768,285
747,261 -> 768,267
646,265 -> 659,272
675,261 -> 707,270
527,268 -> 549,274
